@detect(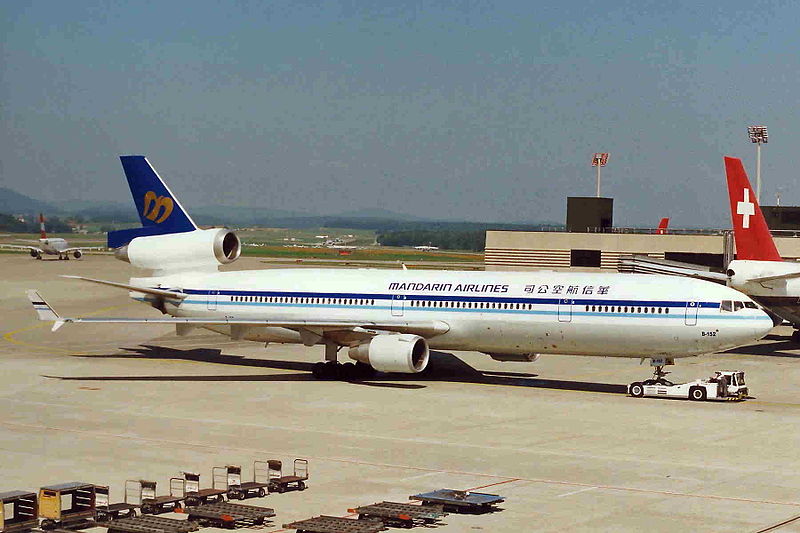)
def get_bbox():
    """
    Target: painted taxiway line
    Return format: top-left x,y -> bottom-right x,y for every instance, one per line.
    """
1,420 -> 798,510
2,306 -> 121,355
